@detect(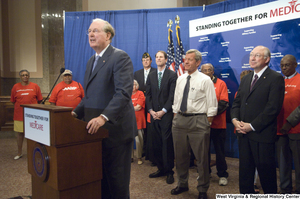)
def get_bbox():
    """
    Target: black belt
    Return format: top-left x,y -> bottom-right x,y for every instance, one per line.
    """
178,112 -> 206,117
